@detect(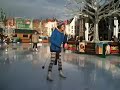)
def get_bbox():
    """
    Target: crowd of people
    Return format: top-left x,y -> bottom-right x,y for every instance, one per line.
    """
0,34 -> 11,44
